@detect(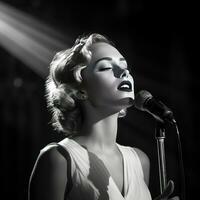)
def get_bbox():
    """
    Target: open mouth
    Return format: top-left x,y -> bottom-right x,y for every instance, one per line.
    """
117,80 -> 132,92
